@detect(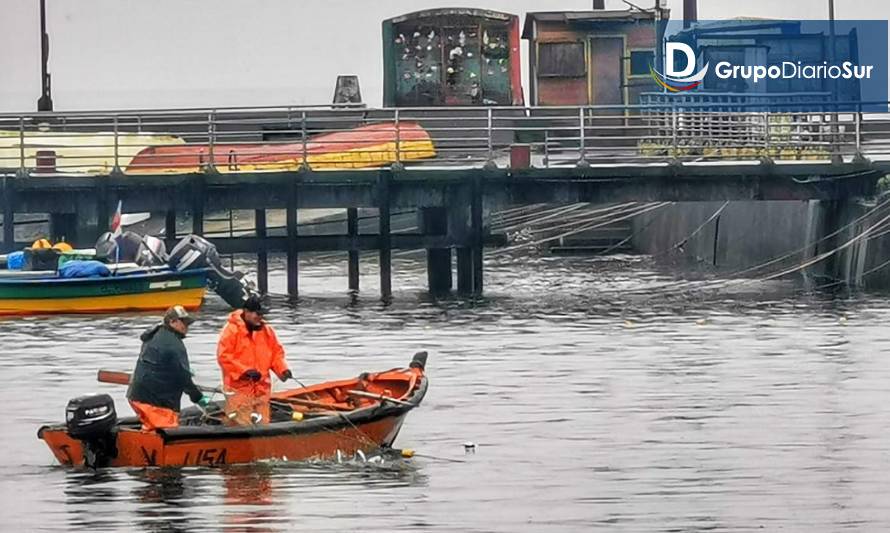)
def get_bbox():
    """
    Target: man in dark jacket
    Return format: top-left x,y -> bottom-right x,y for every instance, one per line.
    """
127,305 -> 208,431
